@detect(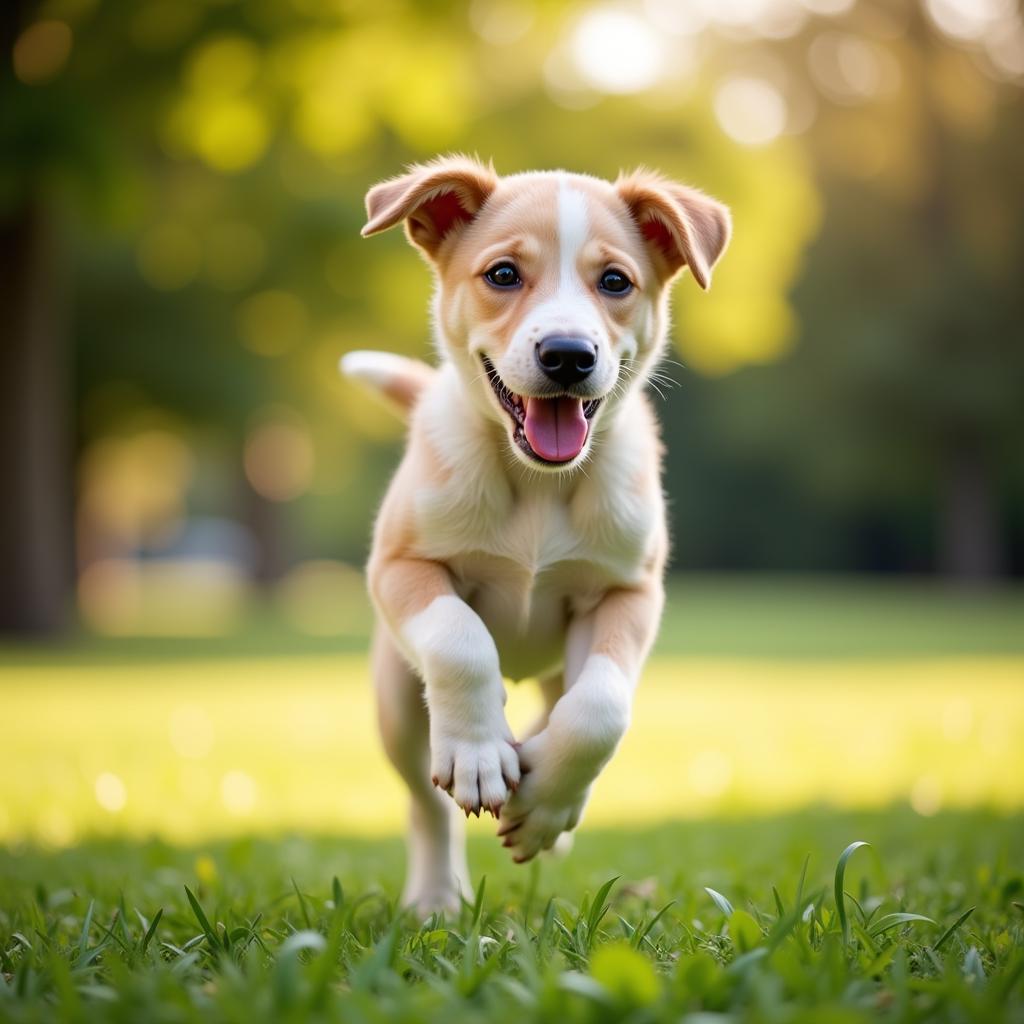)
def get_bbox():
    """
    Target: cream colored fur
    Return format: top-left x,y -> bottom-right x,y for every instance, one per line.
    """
344,157 -> 730,913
